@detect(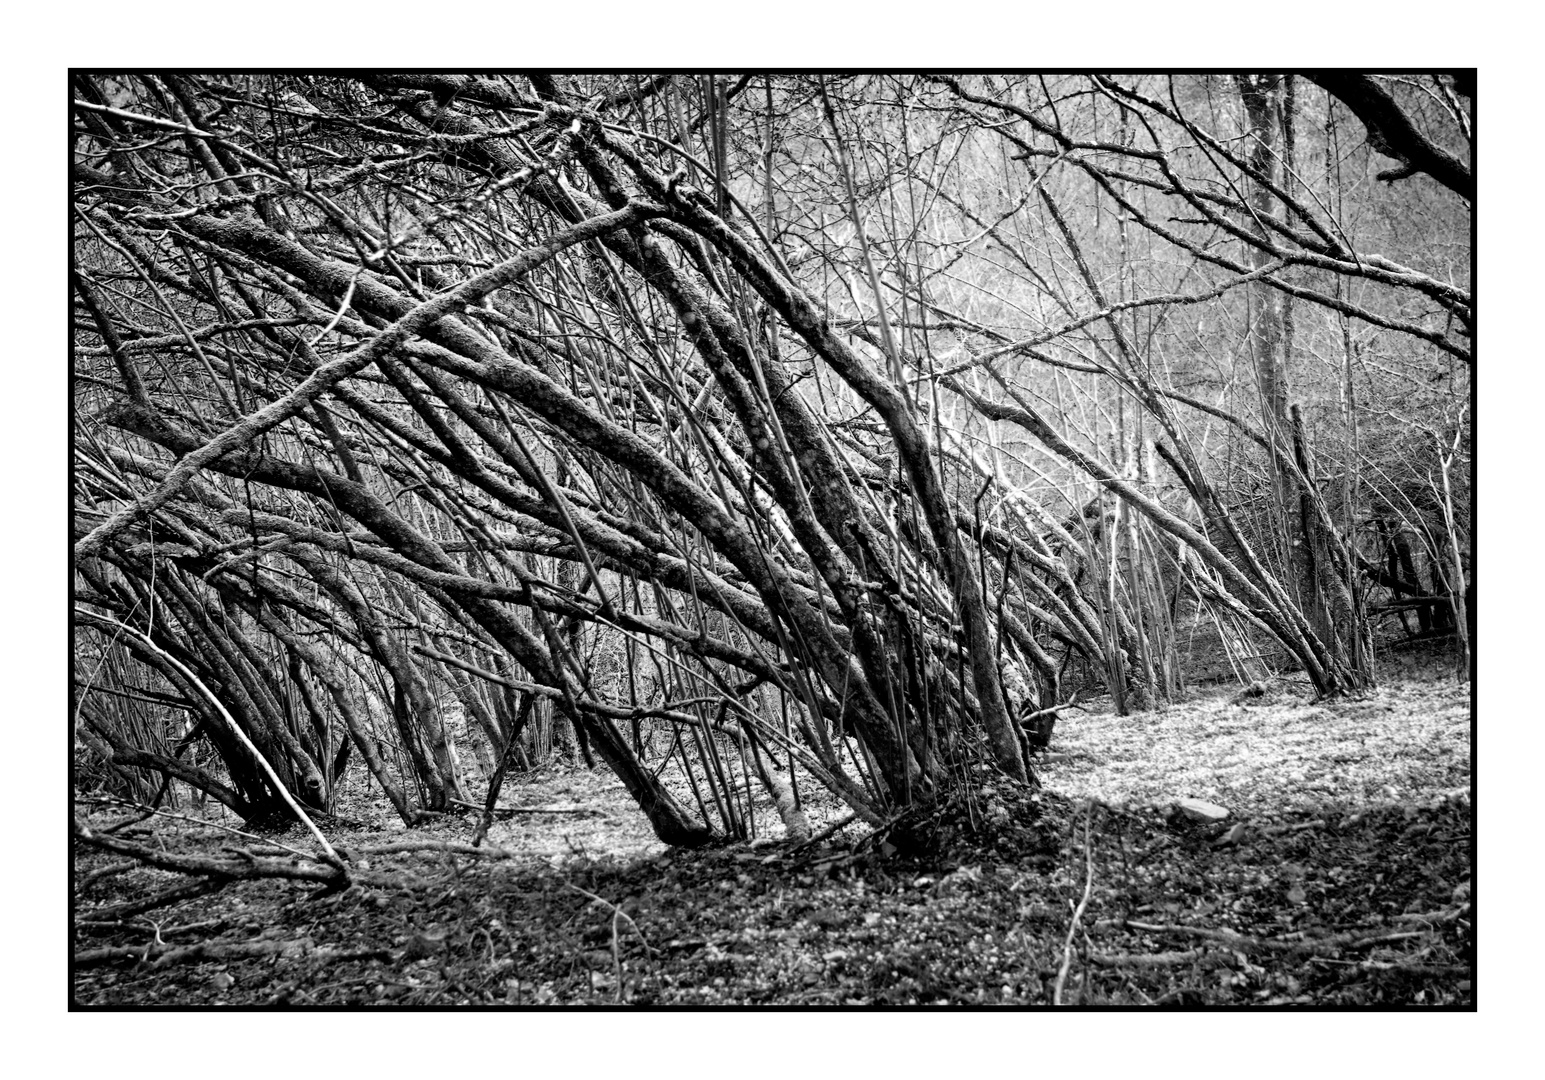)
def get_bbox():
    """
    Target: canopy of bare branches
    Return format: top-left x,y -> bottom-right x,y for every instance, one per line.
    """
73,74 -> 1471,844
